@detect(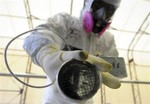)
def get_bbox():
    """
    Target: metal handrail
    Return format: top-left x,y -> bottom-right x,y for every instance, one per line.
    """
1,72 -> 150,84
